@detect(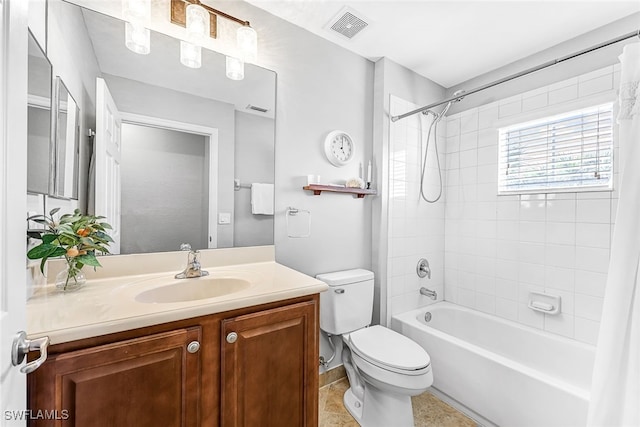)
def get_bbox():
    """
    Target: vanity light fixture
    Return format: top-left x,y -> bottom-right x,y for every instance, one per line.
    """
122,0 -> 151,54
179,3 -> 209,68
185,3 -> 209,44
180,41 -> 202,68
225,56 -> 244,80
237,25 -> 257,63
125,22 -> 150,54
170,0 -> 257,79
